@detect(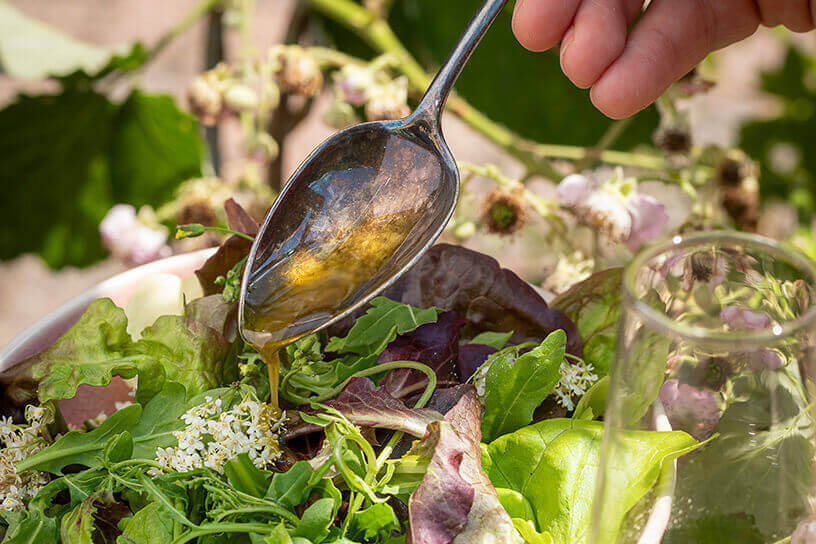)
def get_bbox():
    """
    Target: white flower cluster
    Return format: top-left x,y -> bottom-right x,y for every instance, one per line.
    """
554,358 -> 598,411
155,396 -> 284,474
0,405 -> 53,512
